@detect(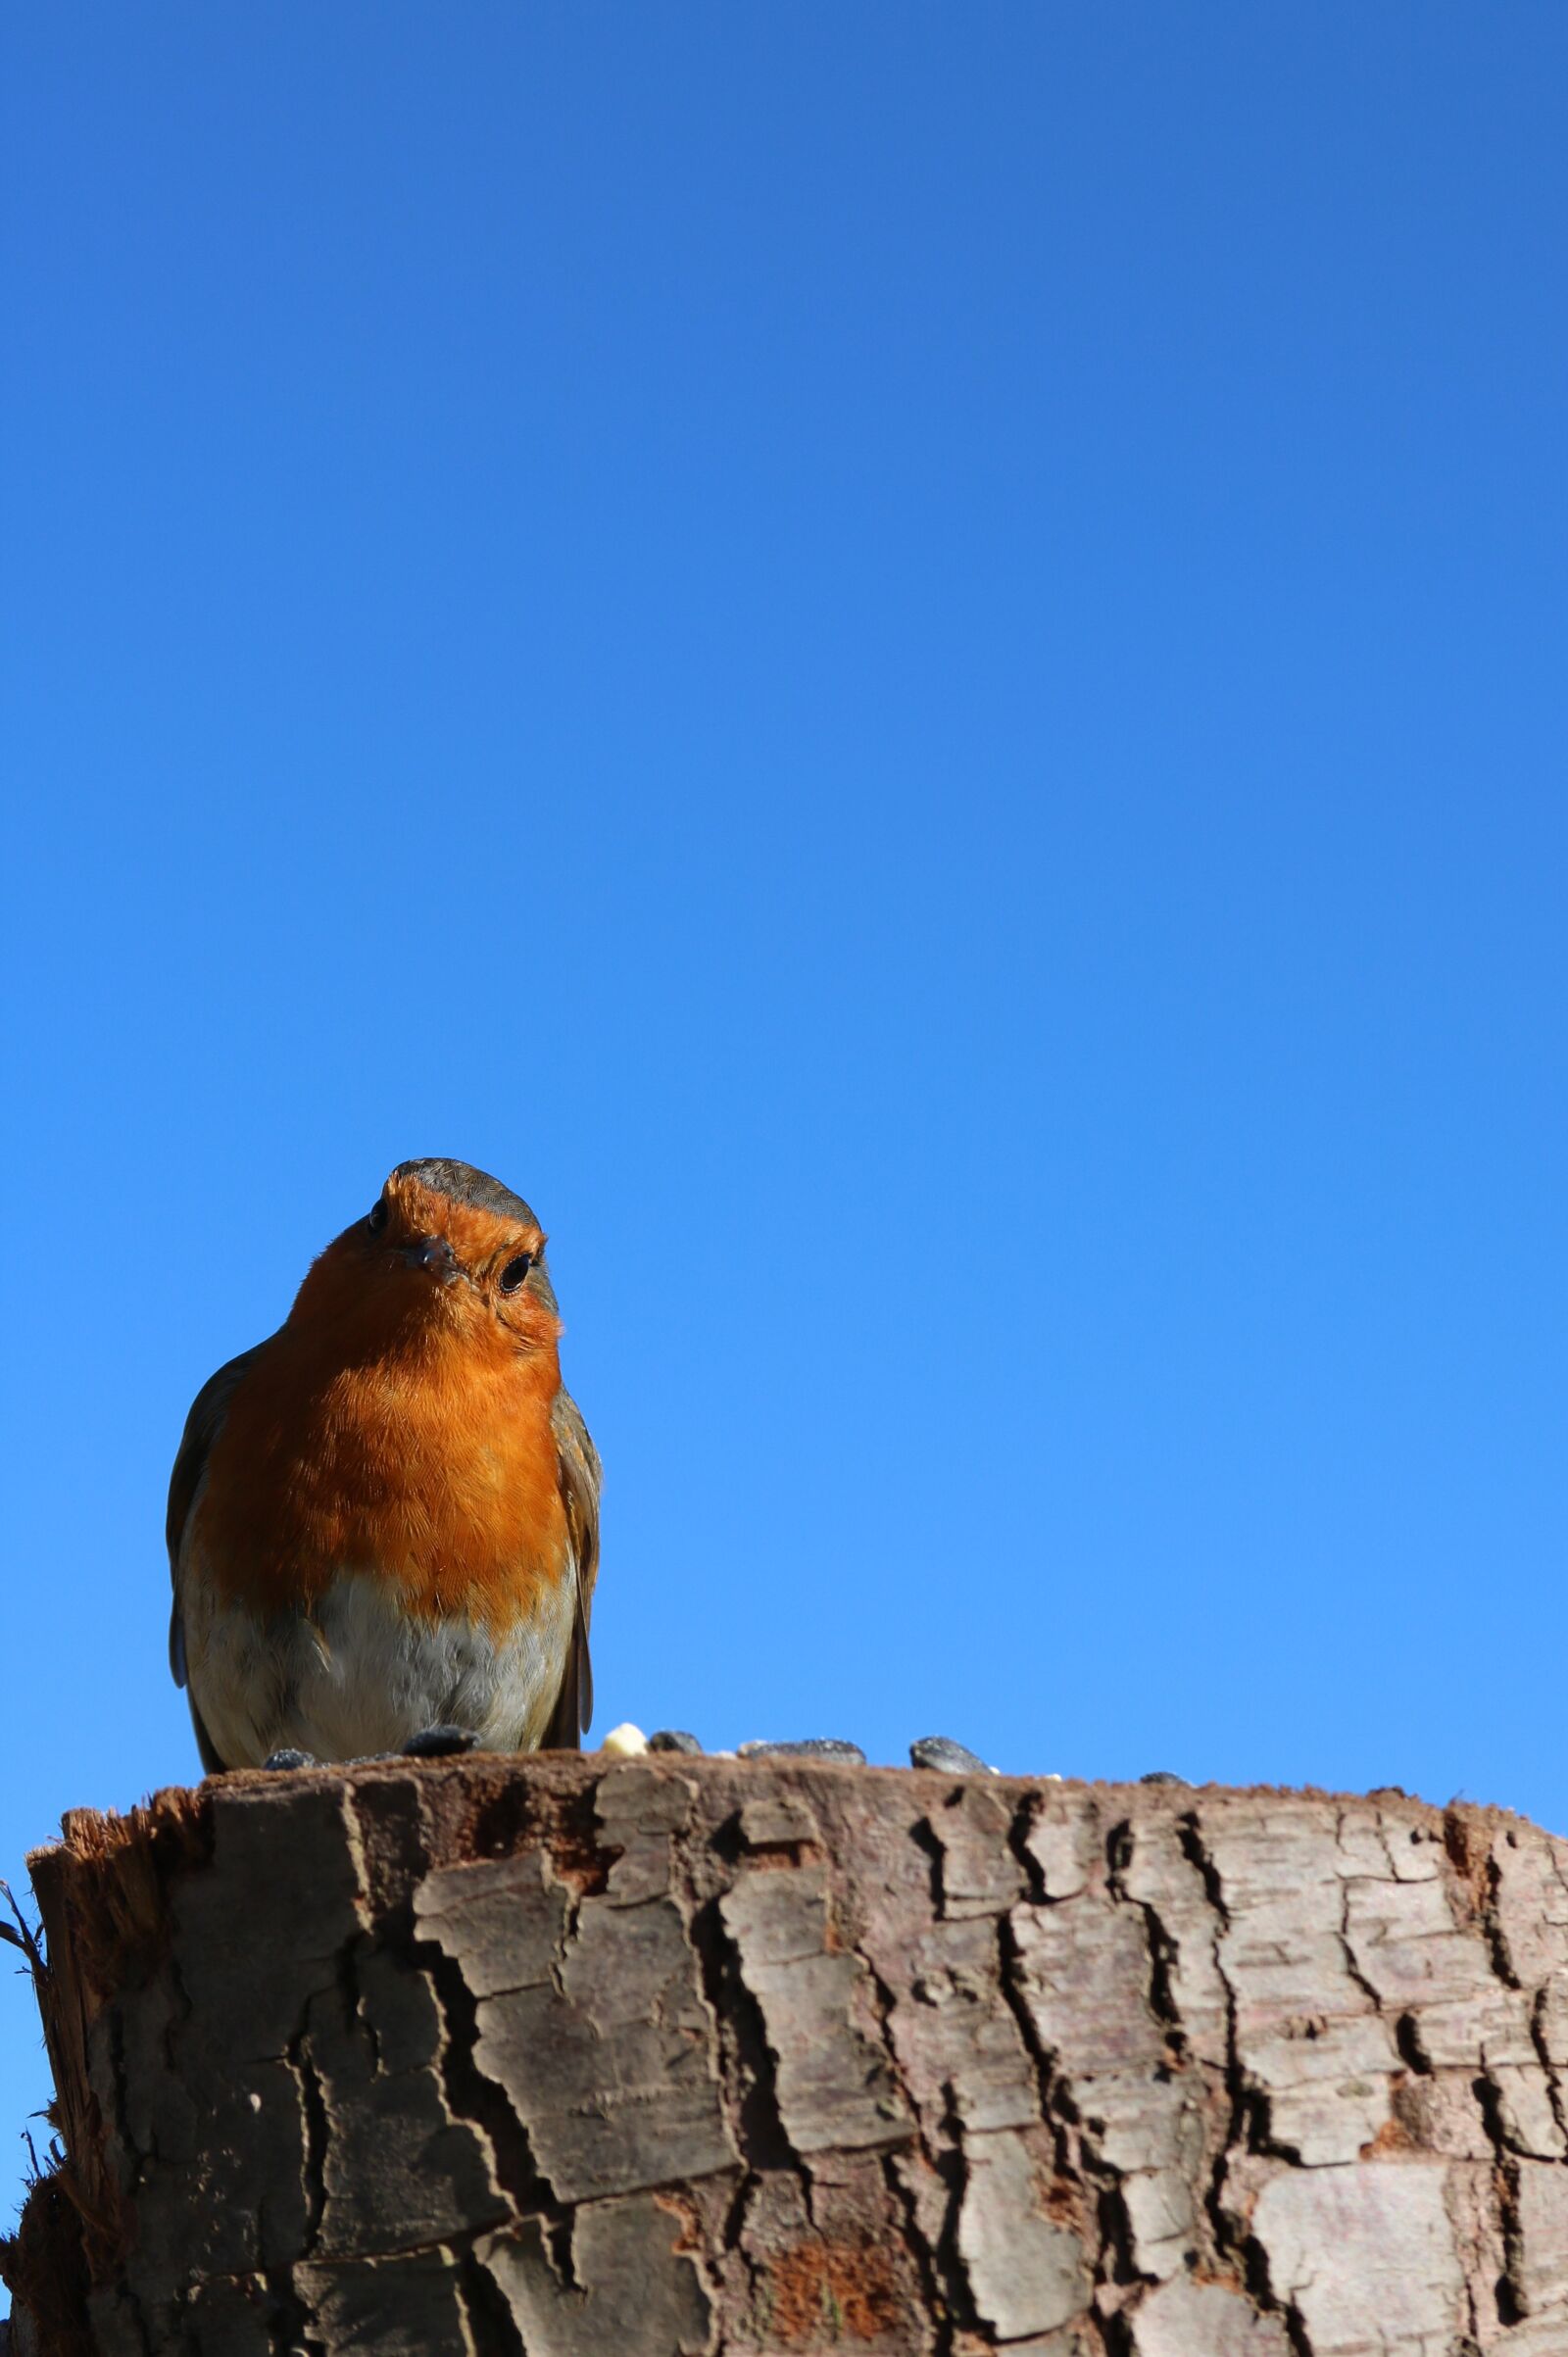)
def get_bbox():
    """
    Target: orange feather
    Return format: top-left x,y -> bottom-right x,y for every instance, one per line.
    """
191,1175 -> 571,1636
